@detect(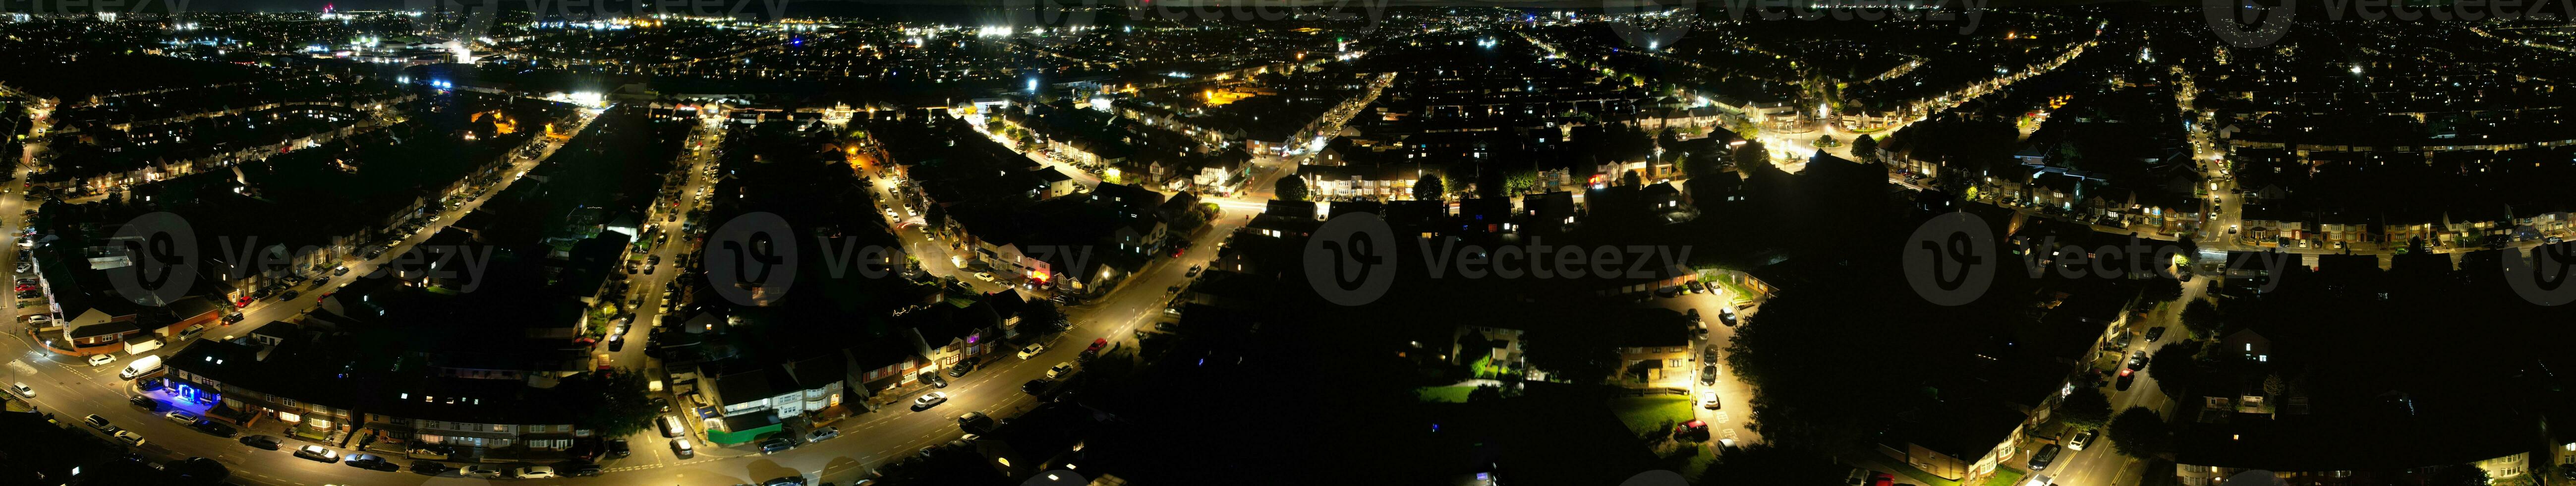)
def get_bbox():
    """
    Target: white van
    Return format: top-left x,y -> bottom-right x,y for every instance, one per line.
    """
120,355 -> 164,380
123,338 -> 164,356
